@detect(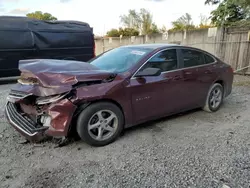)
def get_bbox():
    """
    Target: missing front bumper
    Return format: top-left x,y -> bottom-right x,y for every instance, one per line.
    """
5,102 -> 48,141
5,98 -> 77,142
